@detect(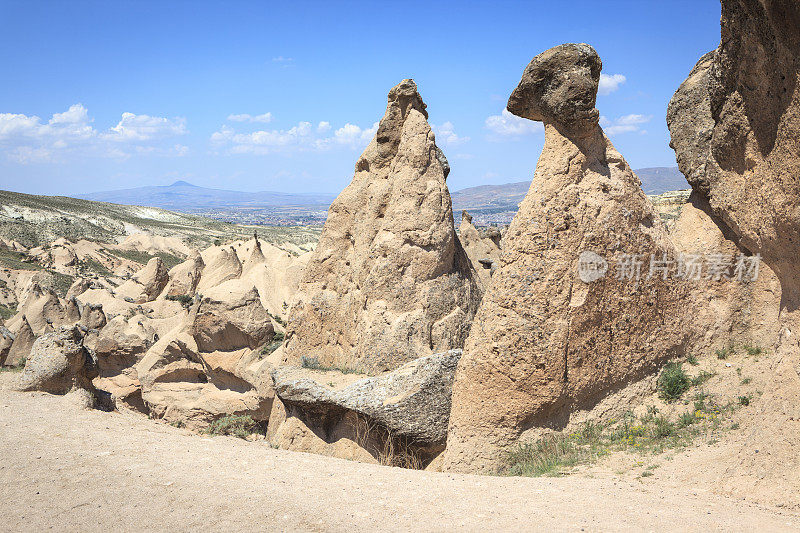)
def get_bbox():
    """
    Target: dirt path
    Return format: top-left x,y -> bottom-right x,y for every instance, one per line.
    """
0,385 -> 797,532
